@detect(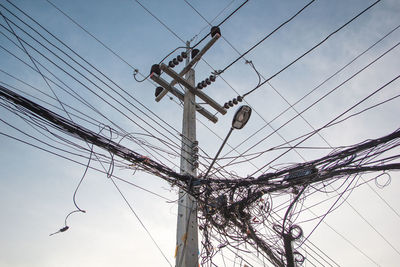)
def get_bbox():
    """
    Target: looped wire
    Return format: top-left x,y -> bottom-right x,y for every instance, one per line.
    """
294,251 -> 305,264
375,171 -> 391,189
